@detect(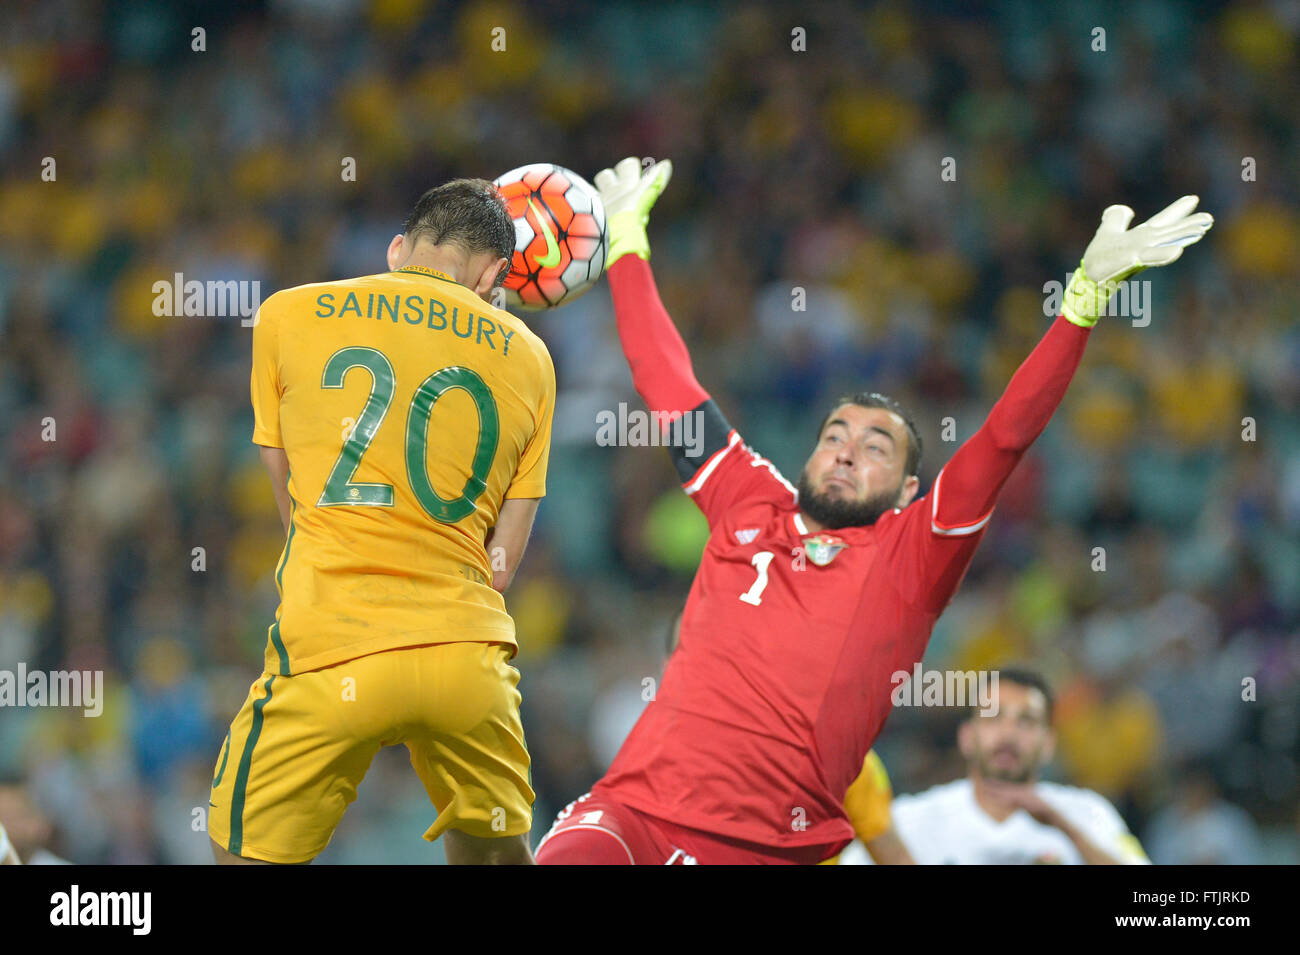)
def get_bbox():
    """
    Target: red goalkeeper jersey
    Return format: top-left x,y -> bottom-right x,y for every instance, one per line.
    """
595,416 -> 992,850
593,256 -> 1089,855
